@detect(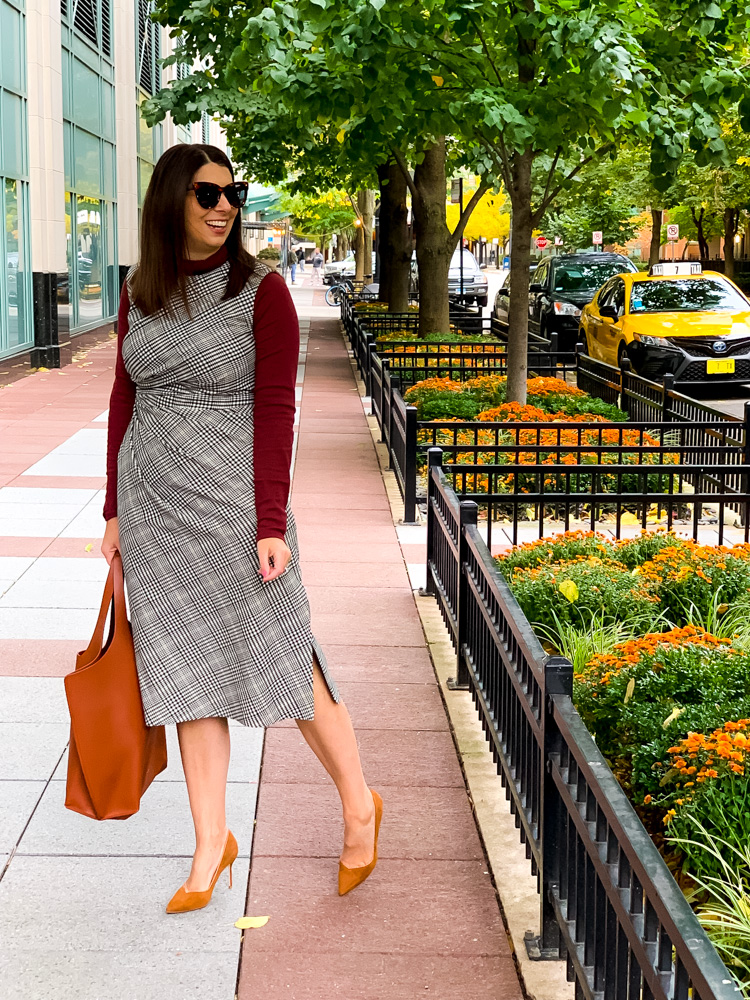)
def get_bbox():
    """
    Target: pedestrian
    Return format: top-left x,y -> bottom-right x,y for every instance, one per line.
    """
311,246 -> 324,286
287,247 -> 297,284
296,246 -> 305,272
101,143 -> 382,913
